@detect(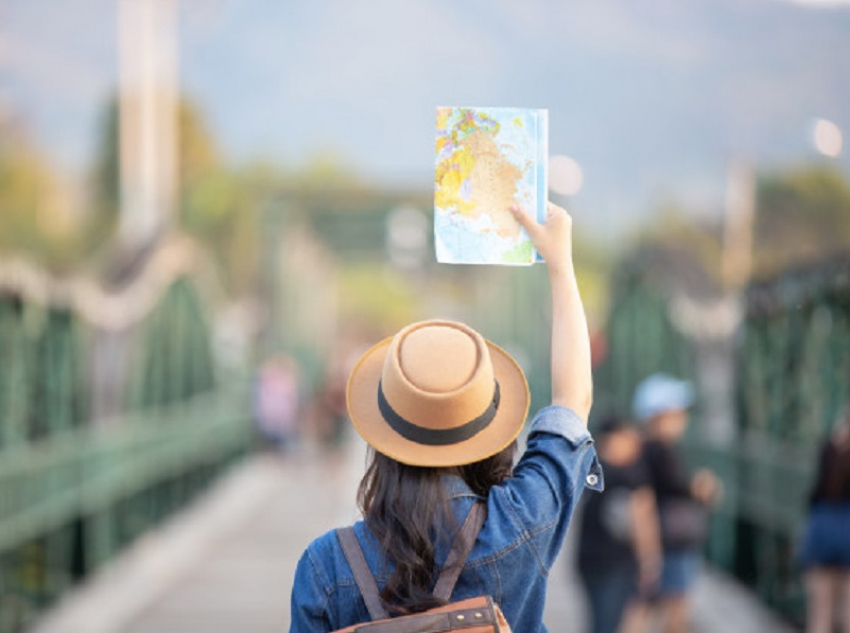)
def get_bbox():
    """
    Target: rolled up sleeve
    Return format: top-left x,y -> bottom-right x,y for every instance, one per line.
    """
491,405 -> 603,570
529,406 -> 602,473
